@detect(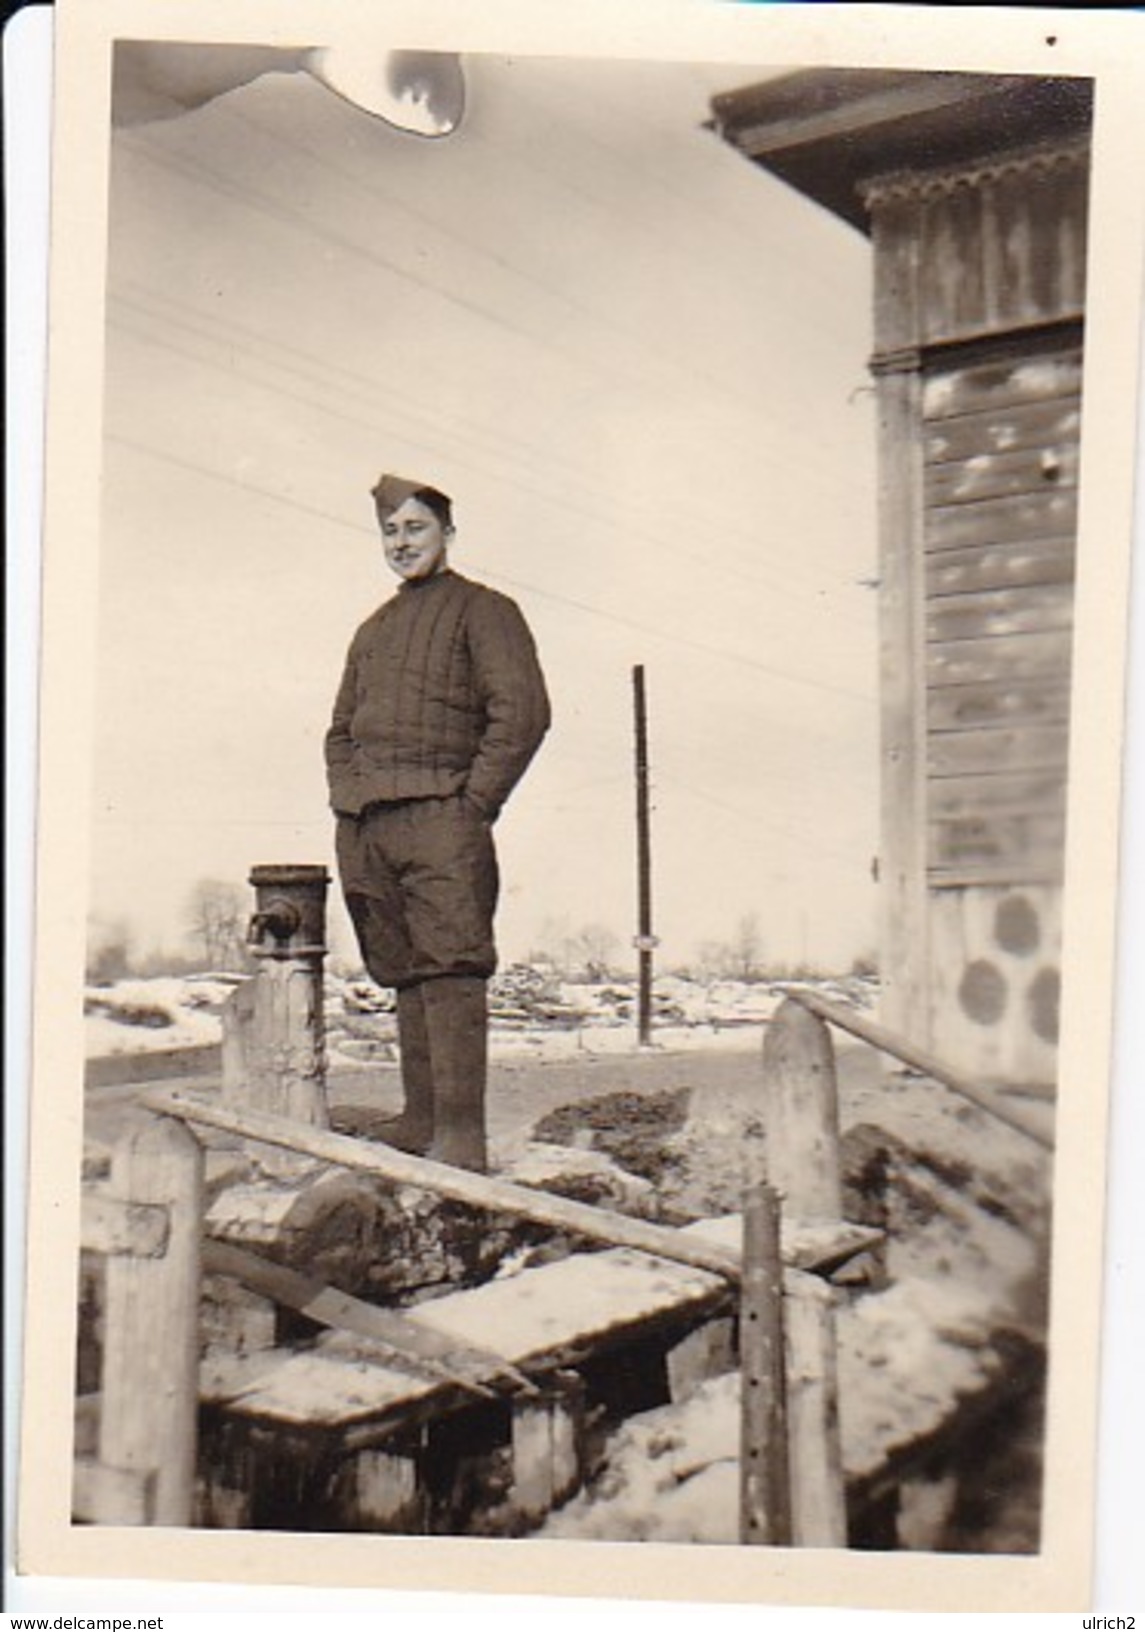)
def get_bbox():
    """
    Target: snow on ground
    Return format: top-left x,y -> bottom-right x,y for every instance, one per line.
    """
84,967 -> 877,1061
83,974 -> 243,1055
83,964 -> 1048,1551
540,1373 -> 741,1545
538,1260 -> 1026,1546
84,963 -> 1048,1232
